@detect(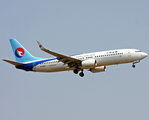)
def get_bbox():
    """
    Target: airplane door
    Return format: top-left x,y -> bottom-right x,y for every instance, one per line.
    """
128,51 -> 131,57
33,62 -> 36,66
33,62 -> 36,71
32,62 -> 36,72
